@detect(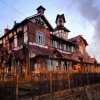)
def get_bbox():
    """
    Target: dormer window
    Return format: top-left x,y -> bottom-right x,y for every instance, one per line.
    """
36,32 -> 45,45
